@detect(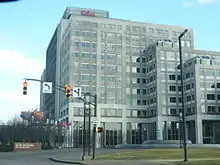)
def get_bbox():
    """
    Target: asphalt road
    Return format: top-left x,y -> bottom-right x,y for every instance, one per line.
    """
0,148 -> 170,165
0,149 -> 67,165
